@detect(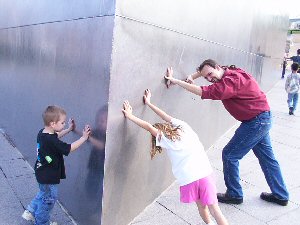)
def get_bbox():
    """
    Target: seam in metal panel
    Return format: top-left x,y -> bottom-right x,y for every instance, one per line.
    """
0,14 -> 115,31
116,14 -> 267,59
